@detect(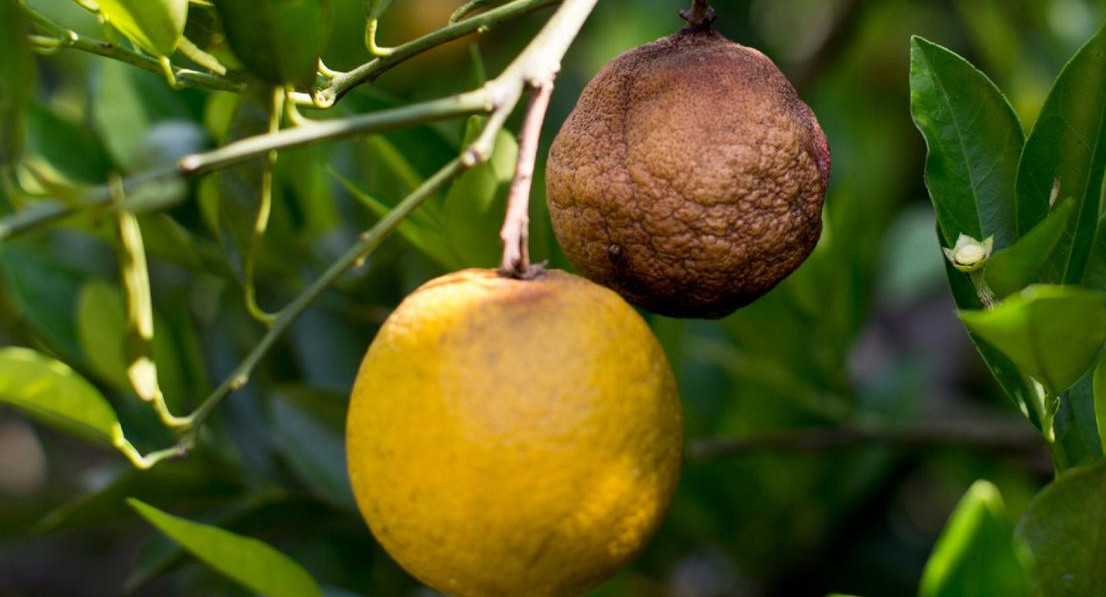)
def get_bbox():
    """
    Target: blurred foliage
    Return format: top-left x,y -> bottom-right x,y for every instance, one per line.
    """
2,0 -> 1106,596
